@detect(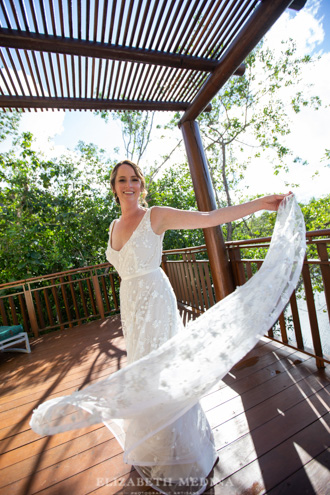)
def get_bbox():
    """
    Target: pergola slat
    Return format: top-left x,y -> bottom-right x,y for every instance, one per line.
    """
179,0 -> 209,57
16,48 -> 33,95
179,0 -> 298,125
0,95 -> 212,112
58,0 -> 65,37
0,0 -> 306,113
24,49 -> 39,96
189,0 -> 222,57
0,29 -> 230,72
